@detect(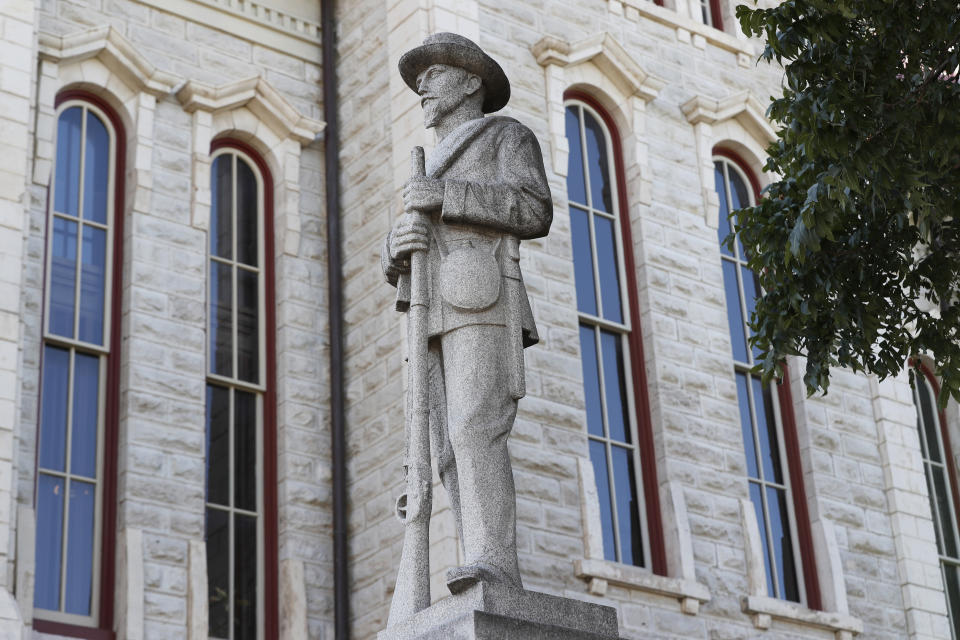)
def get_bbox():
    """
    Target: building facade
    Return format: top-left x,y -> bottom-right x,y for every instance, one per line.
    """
1,0 -> 958,639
